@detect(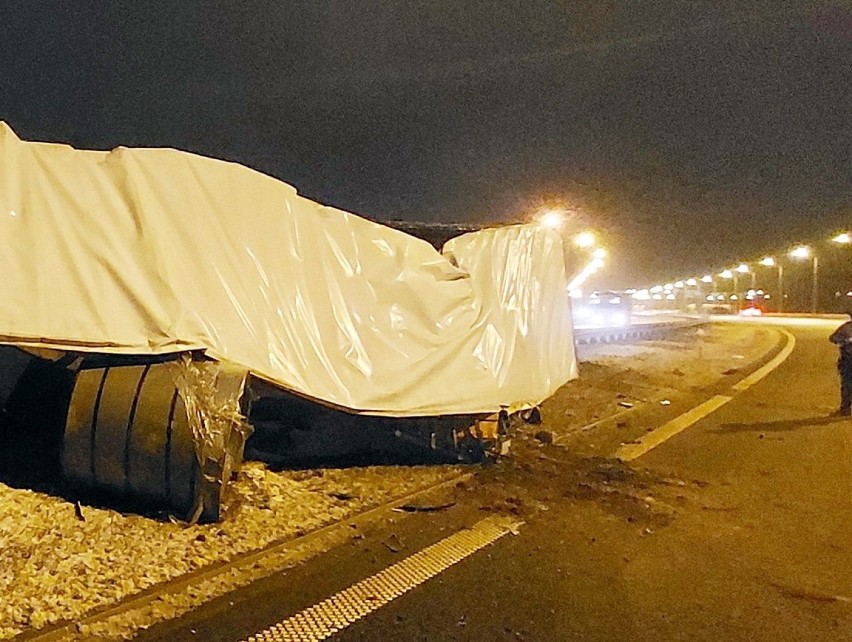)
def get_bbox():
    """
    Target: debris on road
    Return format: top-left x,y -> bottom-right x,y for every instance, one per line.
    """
534,430 -> 554,444
392,502 -> 456,513
772,583 -> 852,604
382,533 -> 404,553
0,463 -> 459,639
